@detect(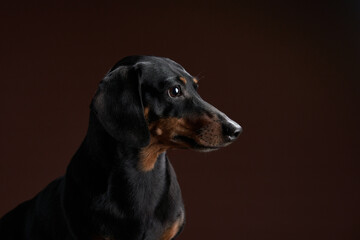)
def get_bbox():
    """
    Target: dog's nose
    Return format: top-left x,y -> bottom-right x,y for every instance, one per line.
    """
222,117 -> 242,142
